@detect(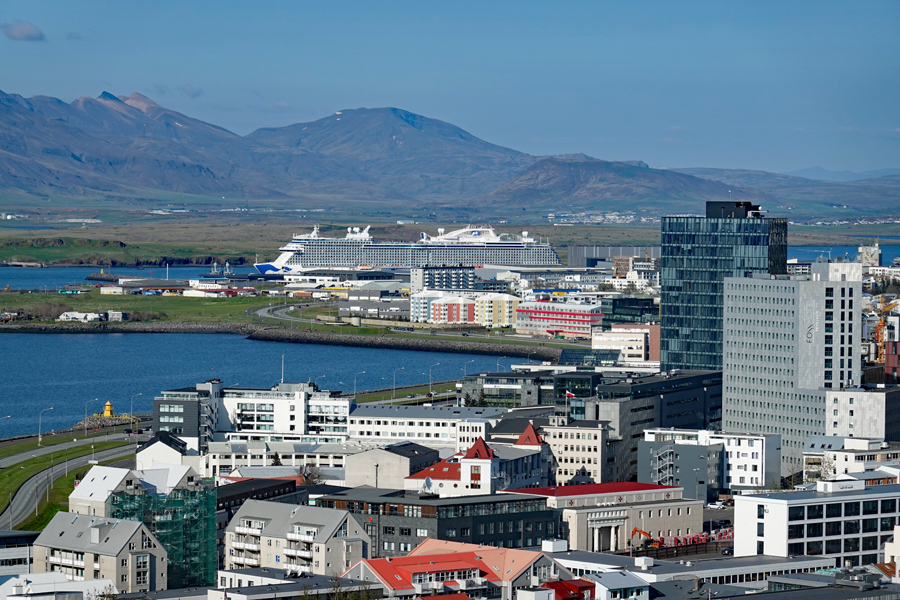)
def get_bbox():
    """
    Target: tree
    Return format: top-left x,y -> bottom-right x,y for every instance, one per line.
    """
270,452 -> 282,466
302,464 -> 324,485
463,392 -> 473,406
476,390 -> 487,407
